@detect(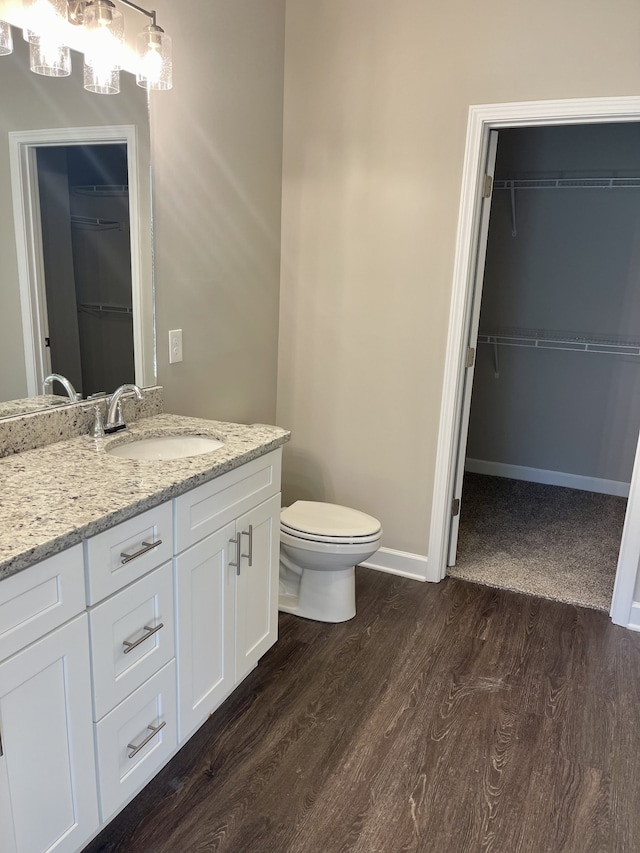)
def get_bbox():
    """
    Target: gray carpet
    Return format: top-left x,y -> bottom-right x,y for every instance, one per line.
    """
447,473 -> 627,611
